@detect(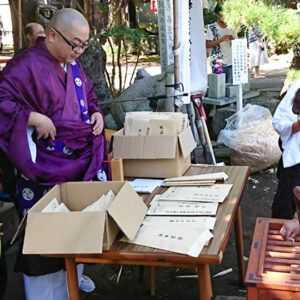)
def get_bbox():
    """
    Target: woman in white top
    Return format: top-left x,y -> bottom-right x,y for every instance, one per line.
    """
206,4 -> 238,83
